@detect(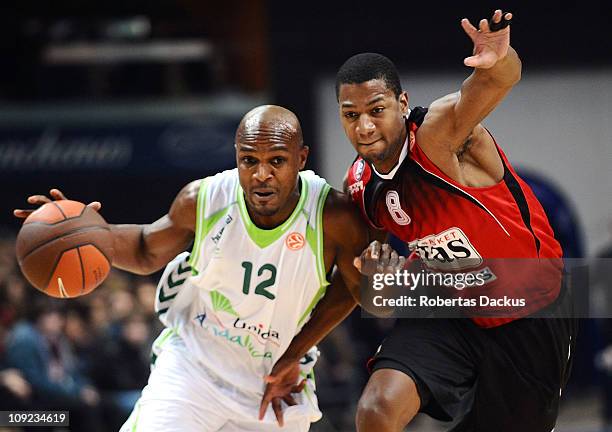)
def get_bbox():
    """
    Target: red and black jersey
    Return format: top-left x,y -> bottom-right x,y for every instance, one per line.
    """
346,107 -> 563,327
